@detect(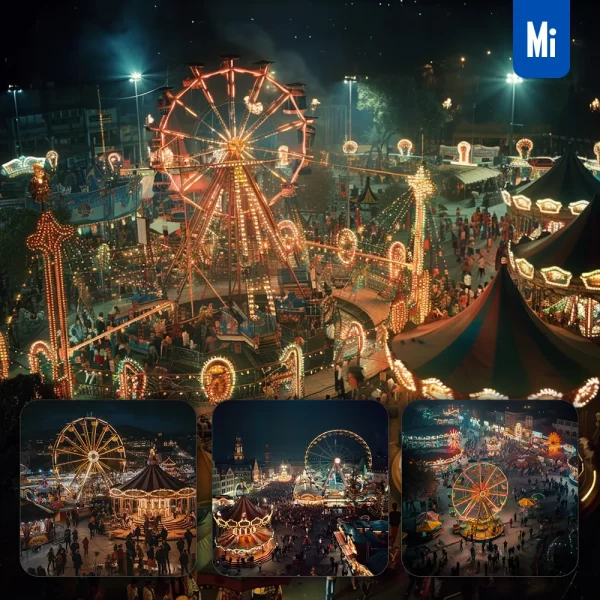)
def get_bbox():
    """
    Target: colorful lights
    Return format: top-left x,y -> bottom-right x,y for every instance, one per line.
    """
387,241 -> 407,280
515,258 -> 535,280
397,139 -> 413,156
536,198 -> 562,214
28,340 -> 58,382
342,140 -> 358,154
280,343 -> 304,398
0,333 -> 8,380
540,266 -> 573,288
528,389 -> 564,400
200,357 -> 236,403
243,95 -> 264,115
45,150 -> 59,170
336,228 -> 358,265
573,378 -> 600,408
469,389 -> 509,400
511,195 -> 532,211
456,141 -> 471,164
516,138 -> 533,159
1,156 -> 46,178
421,378 -> 454,399
117,357 -> 147,399
581,269 -> 600,291
568,200 -> 589,216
